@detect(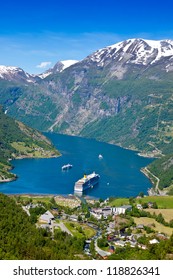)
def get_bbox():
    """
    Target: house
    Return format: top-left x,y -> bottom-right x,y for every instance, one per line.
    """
102,207 -> 112,217
109,245 -> 115,253
148,202 -> 154,208
107,235 -> 116,242
113,205 -> 132,215
90,207 -> 112,219
156,233 -> 168,240
136,224 -> 144,230
149,238 -> 159,244
136,204 -> 143,210
90,209 -> 102,219
69,215 -> 78,222
39,210 -> 54,224
114,240 -> 125,247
